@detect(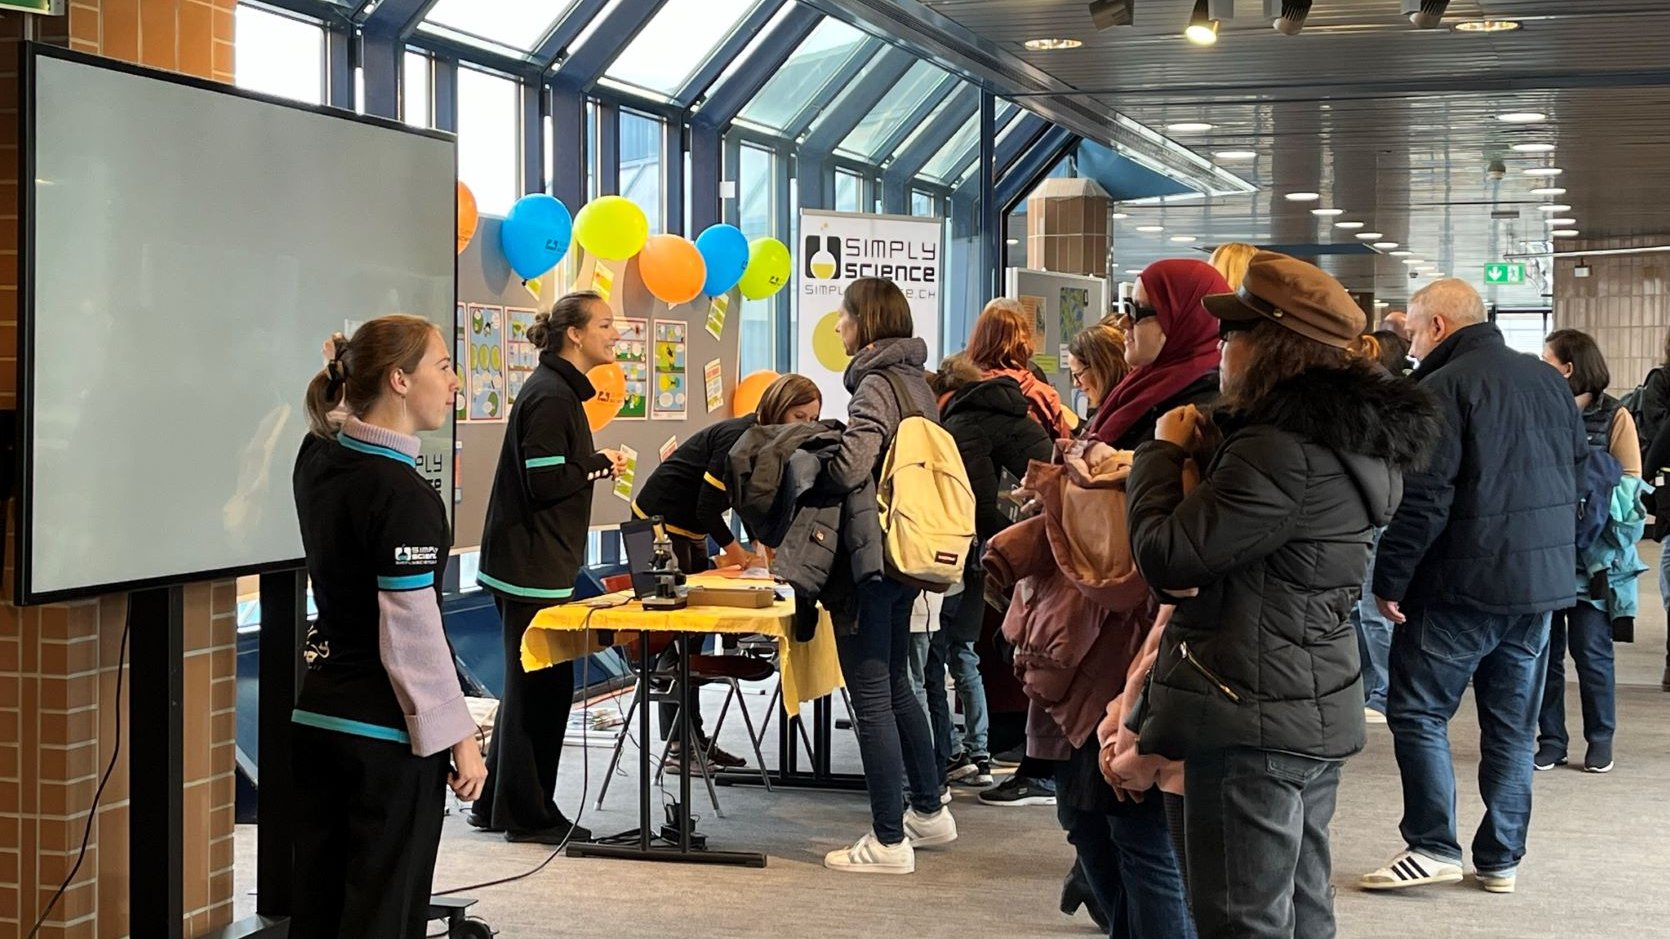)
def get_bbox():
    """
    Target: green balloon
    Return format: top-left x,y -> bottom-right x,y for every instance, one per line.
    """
738,237 -> 792,300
